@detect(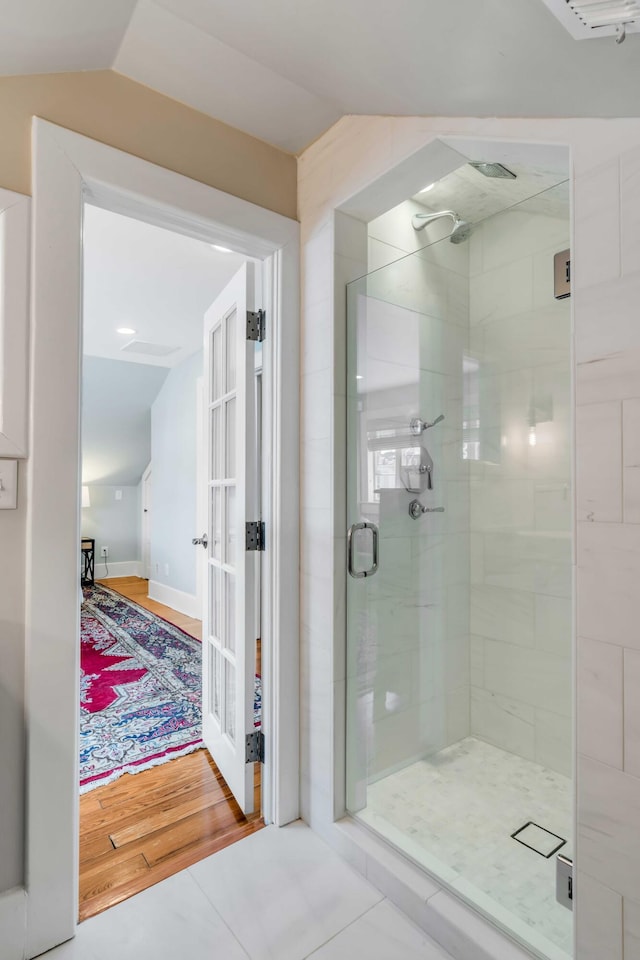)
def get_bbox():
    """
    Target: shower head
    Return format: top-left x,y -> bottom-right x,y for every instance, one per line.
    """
449,218 -> 472,244
411,210 -> 472,244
